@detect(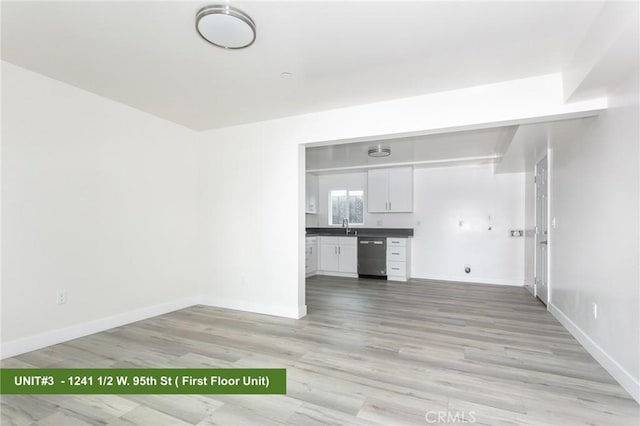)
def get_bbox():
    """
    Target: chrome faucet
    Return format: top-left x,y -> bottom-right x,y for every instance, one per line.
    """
342,217 -> 350,235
